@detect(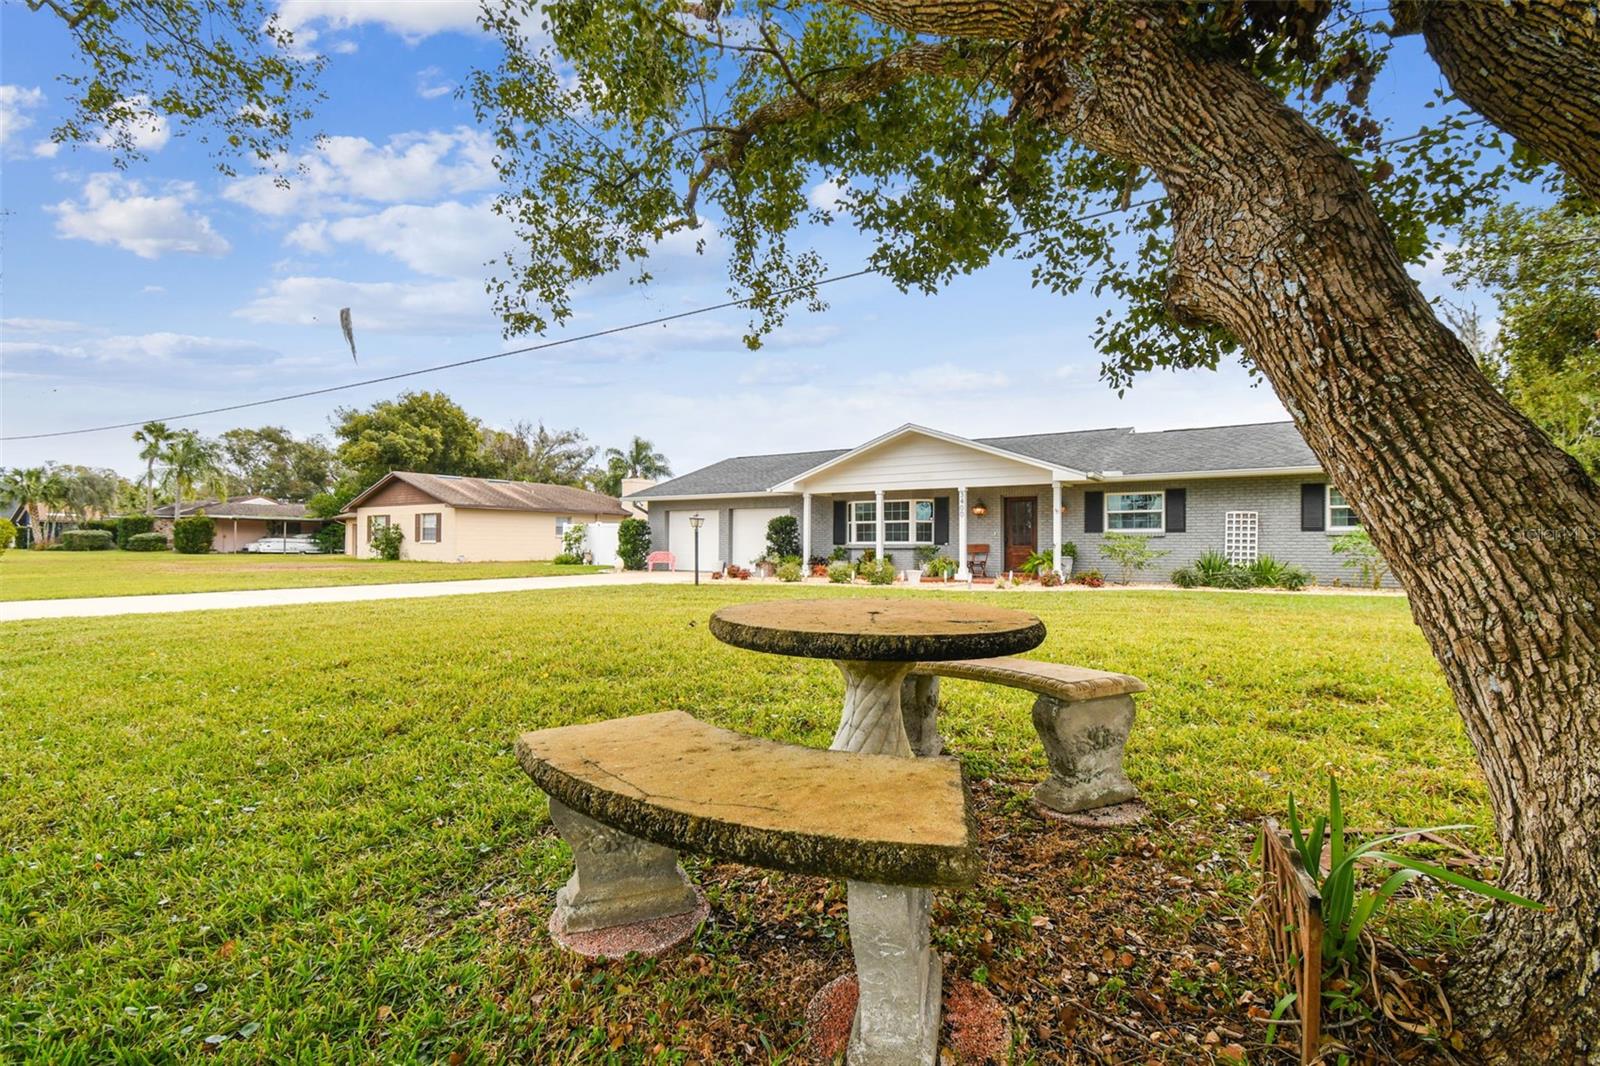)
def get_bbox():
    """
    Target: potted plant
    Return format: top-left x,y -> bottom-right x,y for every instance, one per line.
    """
752,553 -> 777,579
